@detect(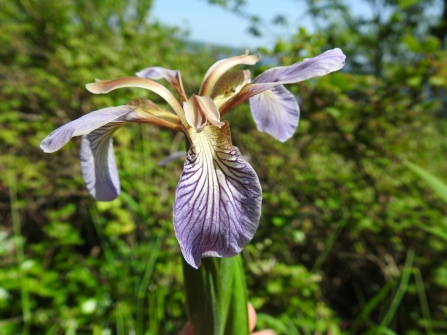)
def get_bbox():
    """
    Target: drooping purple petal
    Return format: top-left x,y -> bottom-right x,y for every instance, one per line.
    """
136,67 -> 187,102
79,106 -> 167,201
248,85 -> 299,142
80,123 -> 123,201
40,106 -> 135,153
219,48 -> 346,114
174,122 -> 262,268
41,105 -> 165,201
